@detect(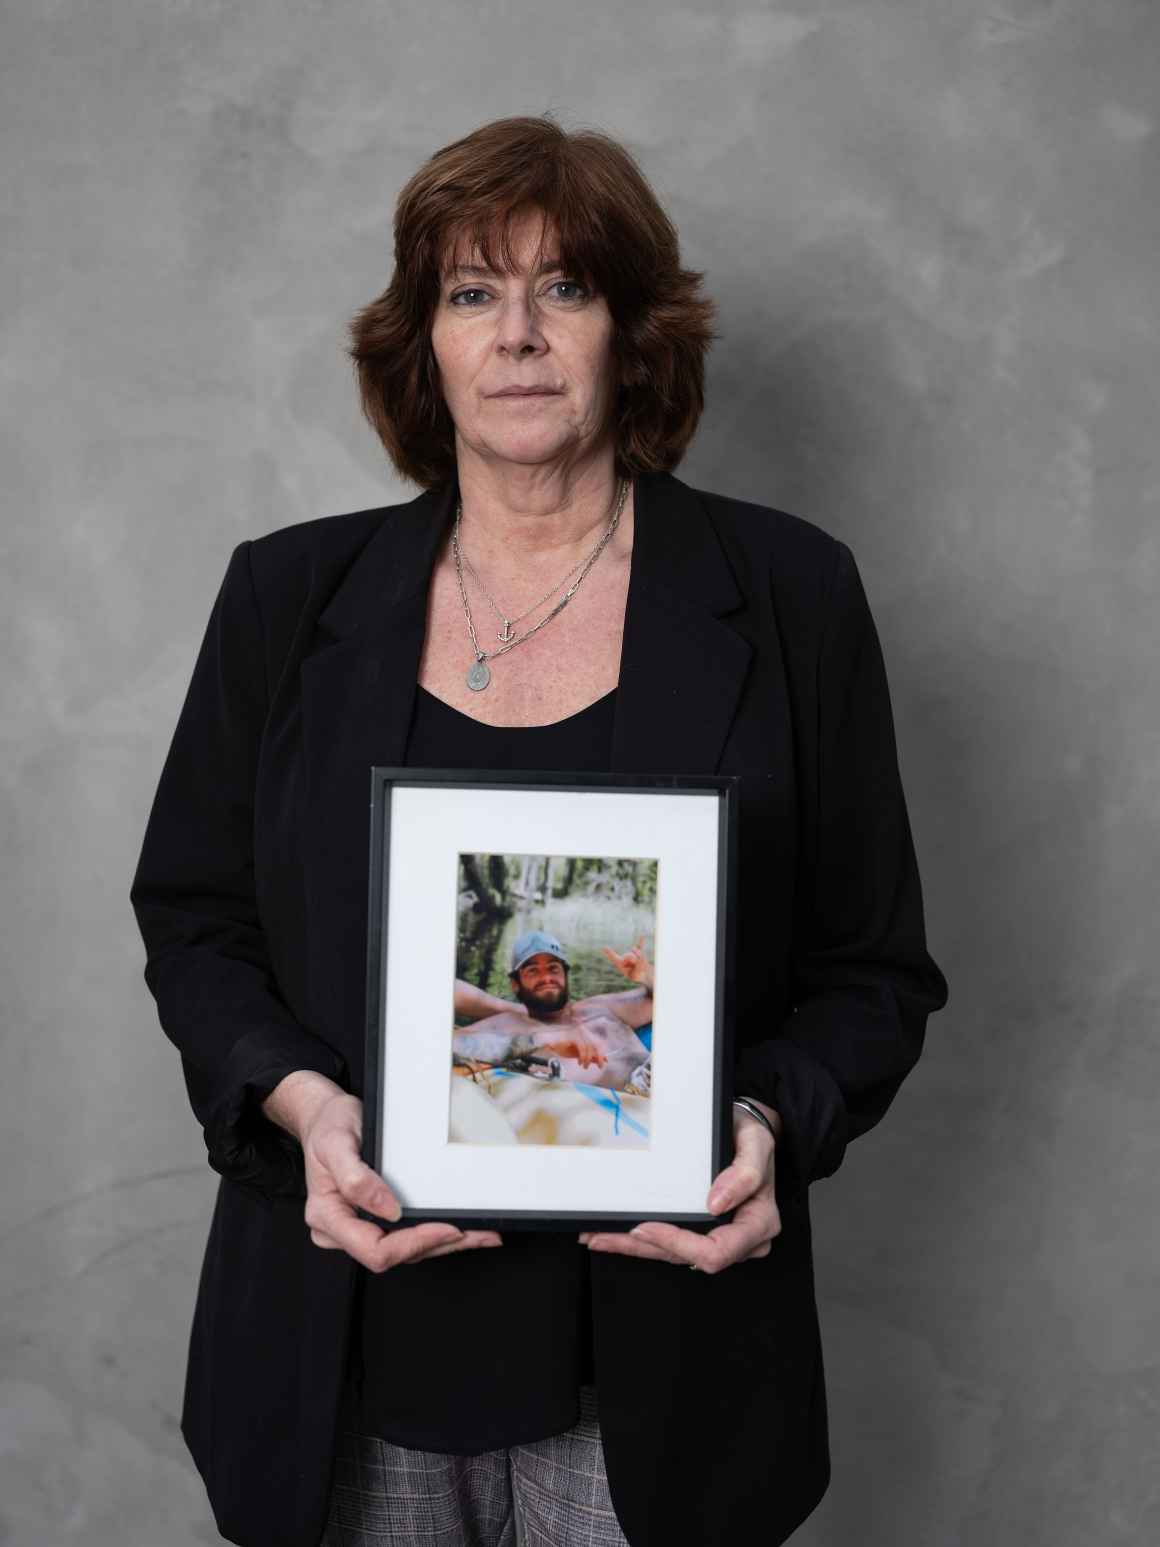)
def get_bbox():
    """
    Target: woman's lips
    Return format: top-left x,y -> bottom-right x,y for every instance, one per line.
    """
488,387 -> 562,397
